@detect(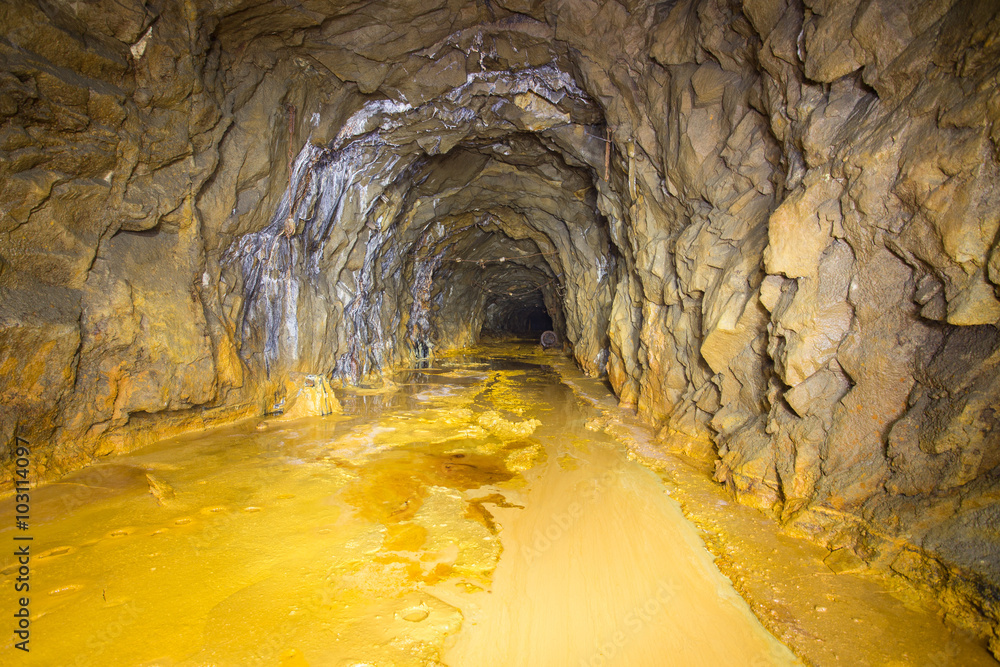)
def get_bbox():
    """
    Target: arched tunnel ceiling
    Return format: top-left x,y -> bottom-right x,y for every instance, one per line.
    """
226,54 -> 618,381
198,4 -> 635,385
